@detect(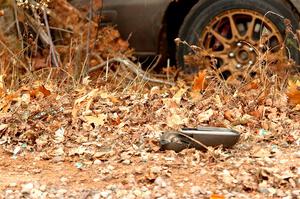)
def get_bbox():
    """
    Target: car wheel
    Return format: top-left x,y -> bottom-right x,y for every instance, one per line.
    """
177,0 -> 299,82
